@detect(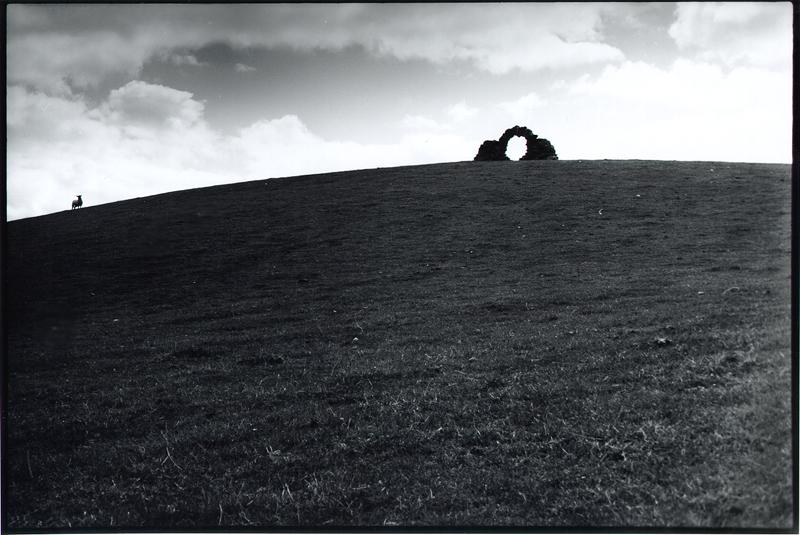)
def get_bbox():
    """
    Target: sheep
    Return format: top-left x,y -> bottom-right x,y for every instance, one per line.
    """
71,195 -> 83,210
